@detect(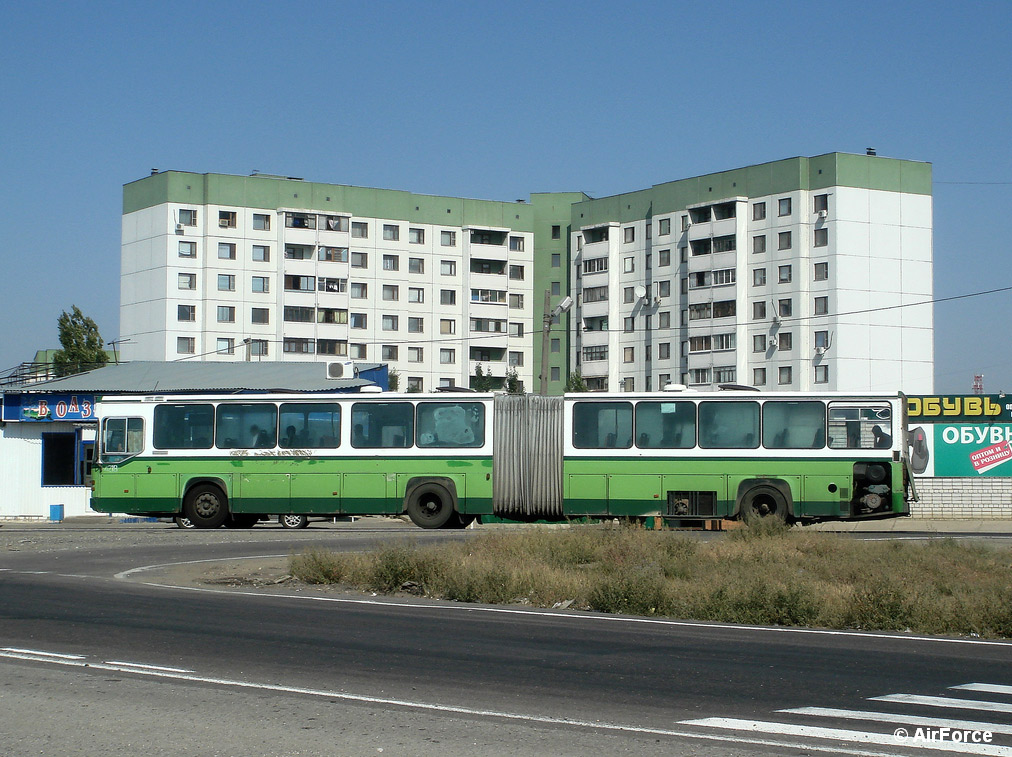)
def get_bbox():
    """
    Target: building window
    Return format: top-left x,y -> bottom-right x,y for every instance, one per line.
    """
284,338 -> 315,354
714,367 -> 736,384
178,273 -> 197,290
178,209 -> 197,226
217,274 -> 234,291
753,202 -> 766,221
441,230 -> 456,247
382,285 -> 399,301
250,339 -> 268,357
283,306 -> 315,323
383,224 -> 400,241
753,334 -> 766,352
350,313 -> 367,329
814,262 -> 829,281
440,260 -> 457,276
659,311 -> 670,329
440,289 -> 456,306
218,243 -> 236,260
382,254 -> 399,271
319,246 -> 347,262
778,366 -> 792,385
218,210 -> 237,228
251,307 -> 269,324
624,316 -> 635,332
350,343 -> 367,359
753,368 -> 766,386
622,257 -> 635,274
658,343 -> 670,360
285,212 -> 316,230
217,305 -> 235,323
712,268 -> 735,286
549,224 -> 561,240
408,316 -> 423,333
551,253 -> 561,268
350,282 -> 367,299
408,228 -> 424,244
815,364 -> 829,384
317,307 -> 348,324
753,235 -> 766,254
778,197 -> 792,217
624,227 -> 635,243
815,330 -> 829,349
779,299 -> 792,318
317,339 -> 348,356
351,252 -> 368,268
712,235 -> 736,253
440,319 -> 456,335
778,332 -> 793,351
177,305 -> 195,322
508,322 -> 523,337
551,338 -> 560,353
440,348 -> 455,364
778,265 -> 792,284
176,337 -> 195,354
178,241 -> 196,258
408,287 -> 424,303
622,347 -> 634,363
583,345 -> 607,362
551,281 -> 561,296
509,351 -> 524,366
778,231 -> 792,251
284,275 -> 315,292
382,314 -> 399,331
753,301 -> 767,320
657,280 -> 671,298
352,222 -> 368,238
815,194 -> 829,213
381,345 -> 398,361
814,296 -> 828,315
509,293 -> 523,309
284,244 -> 313,261
623,287 -> 635,304
252,213 -> 270,231
689,368 -> 710,385
318,277 -> 347,293
217,338 -> 234,355
408,346 -> 424,362
814,228 -> 828,247
658,218 -> 671,236
409,257 -> 424,274
753,268 -> 766,286
509,236 -> 525,252
252,245 -> 270,262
